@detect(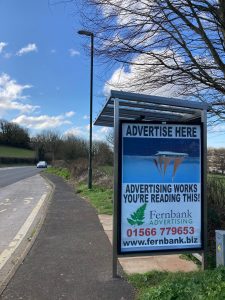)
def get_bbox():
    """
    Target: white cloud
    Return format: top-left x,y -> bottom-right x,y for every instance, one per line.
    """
65,111 -> 75,117
100,127 -> 110,134
0,73 -> 39,116
92,127 -> 111,141
83,114 -> 89,120
104,51 -> 184,98
64,125 -> 110,141
69,48 -> 80,57
64,127 -> 85,137
0,73 -> 77,131
12,114 -> 72,130
17,43 -> 38,56
104,67 -> 130,96
0,42 -> 7,53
